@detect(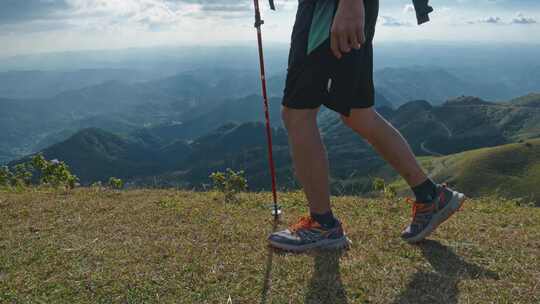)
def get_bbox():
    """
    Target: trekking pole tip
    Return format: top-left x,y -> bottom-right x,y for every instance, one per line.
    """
270,204 -> 283,218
